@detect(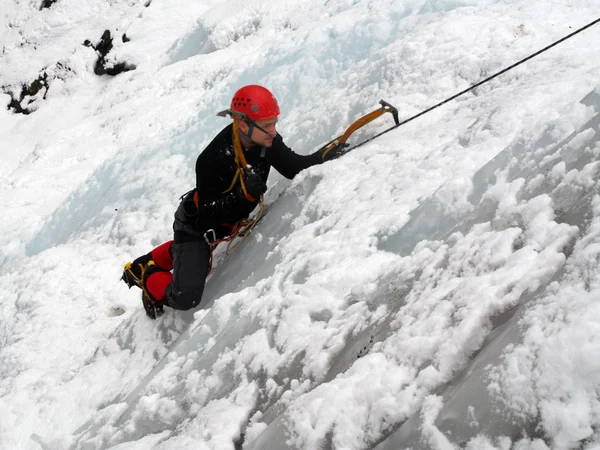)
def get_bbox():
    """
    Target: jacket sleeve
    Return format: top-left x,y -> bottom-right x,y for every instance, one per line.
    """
268,134 -> 323,179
